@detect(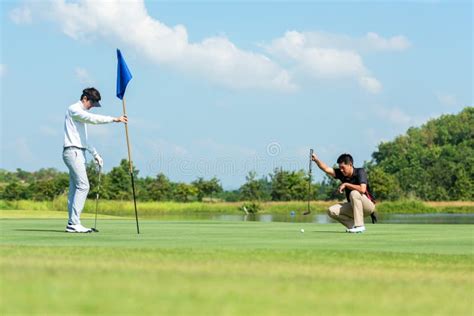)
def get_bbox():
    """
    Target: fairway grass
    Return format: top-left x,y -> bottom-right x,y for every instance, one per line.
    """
1,218 -> 473,316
